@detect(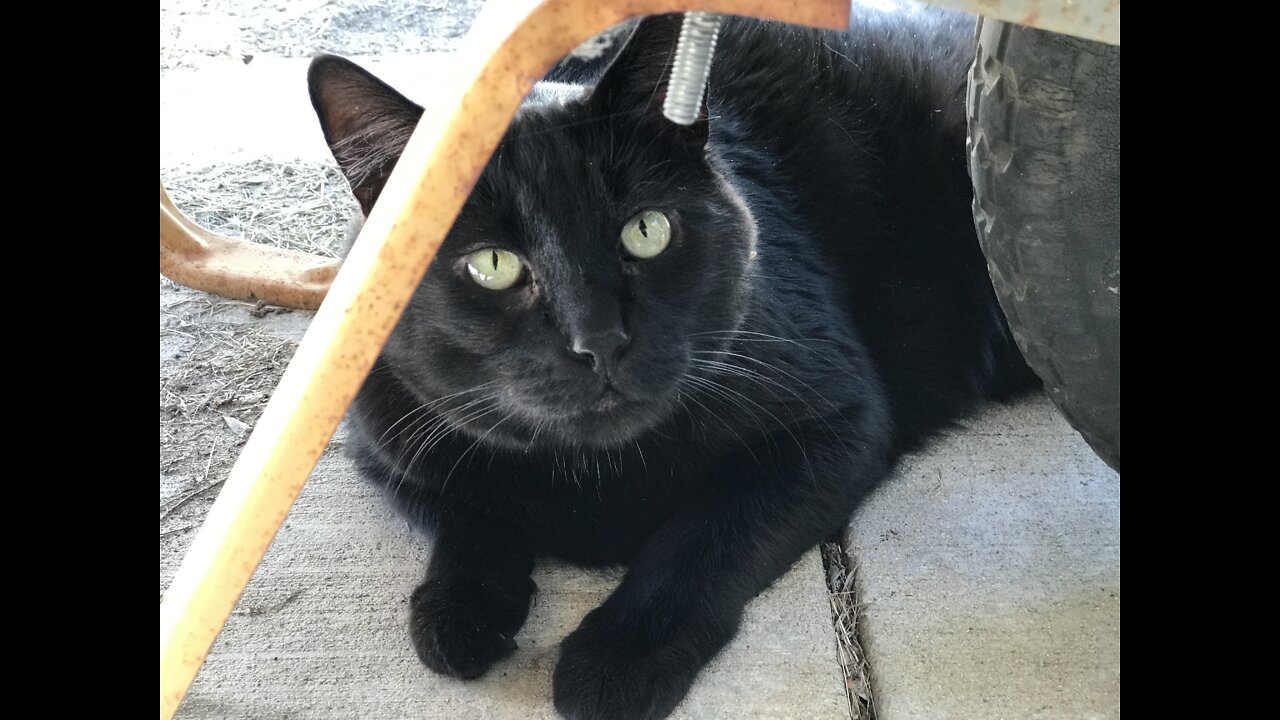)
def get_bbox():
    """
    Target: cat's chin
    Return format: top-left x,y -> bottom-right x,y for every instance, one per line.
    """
482,398 -> 673,450
559,409 -> 666,448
